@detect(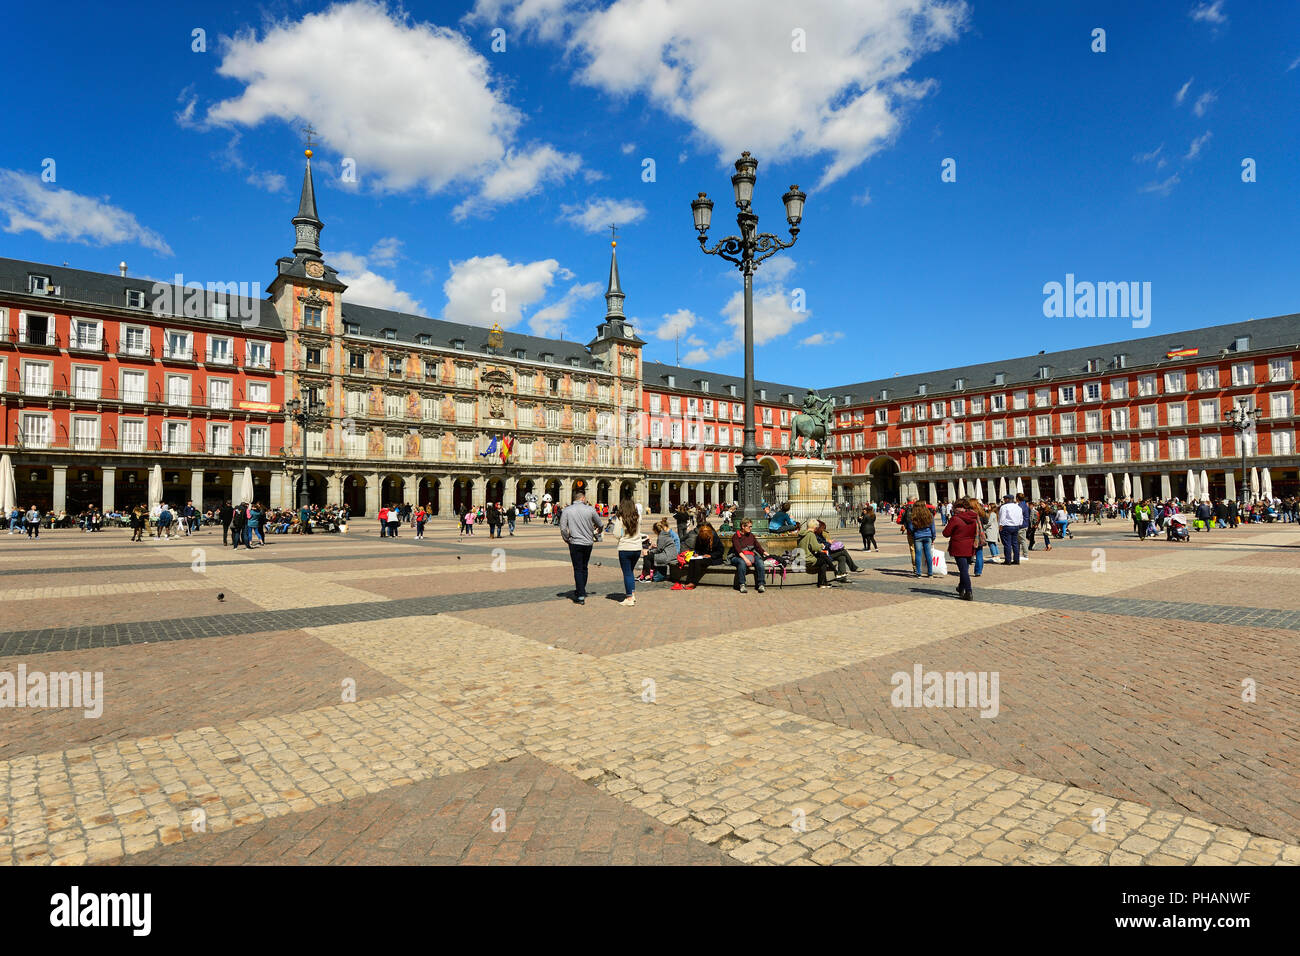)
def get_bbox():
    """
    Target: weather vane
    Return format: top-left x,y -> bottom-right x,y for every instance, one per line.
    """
303,124 -> 318,153
609,223 -> 618,245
